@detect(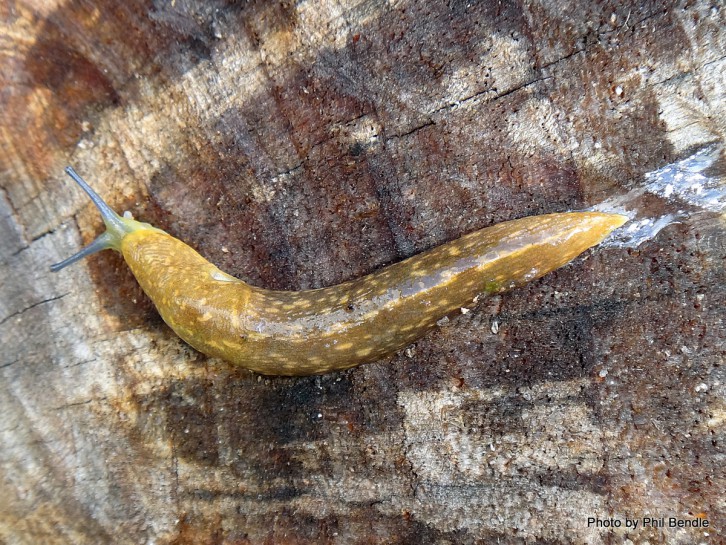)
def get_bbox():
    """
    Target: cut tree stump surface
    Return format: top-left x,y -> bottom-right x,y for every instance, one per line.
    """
1,1 -> 723,544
